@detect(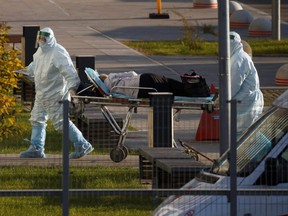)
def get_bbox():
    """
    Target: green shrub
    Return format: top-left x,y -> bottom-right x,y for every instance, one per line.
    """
171,9 -> 203,50
0,23 -> 23,141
